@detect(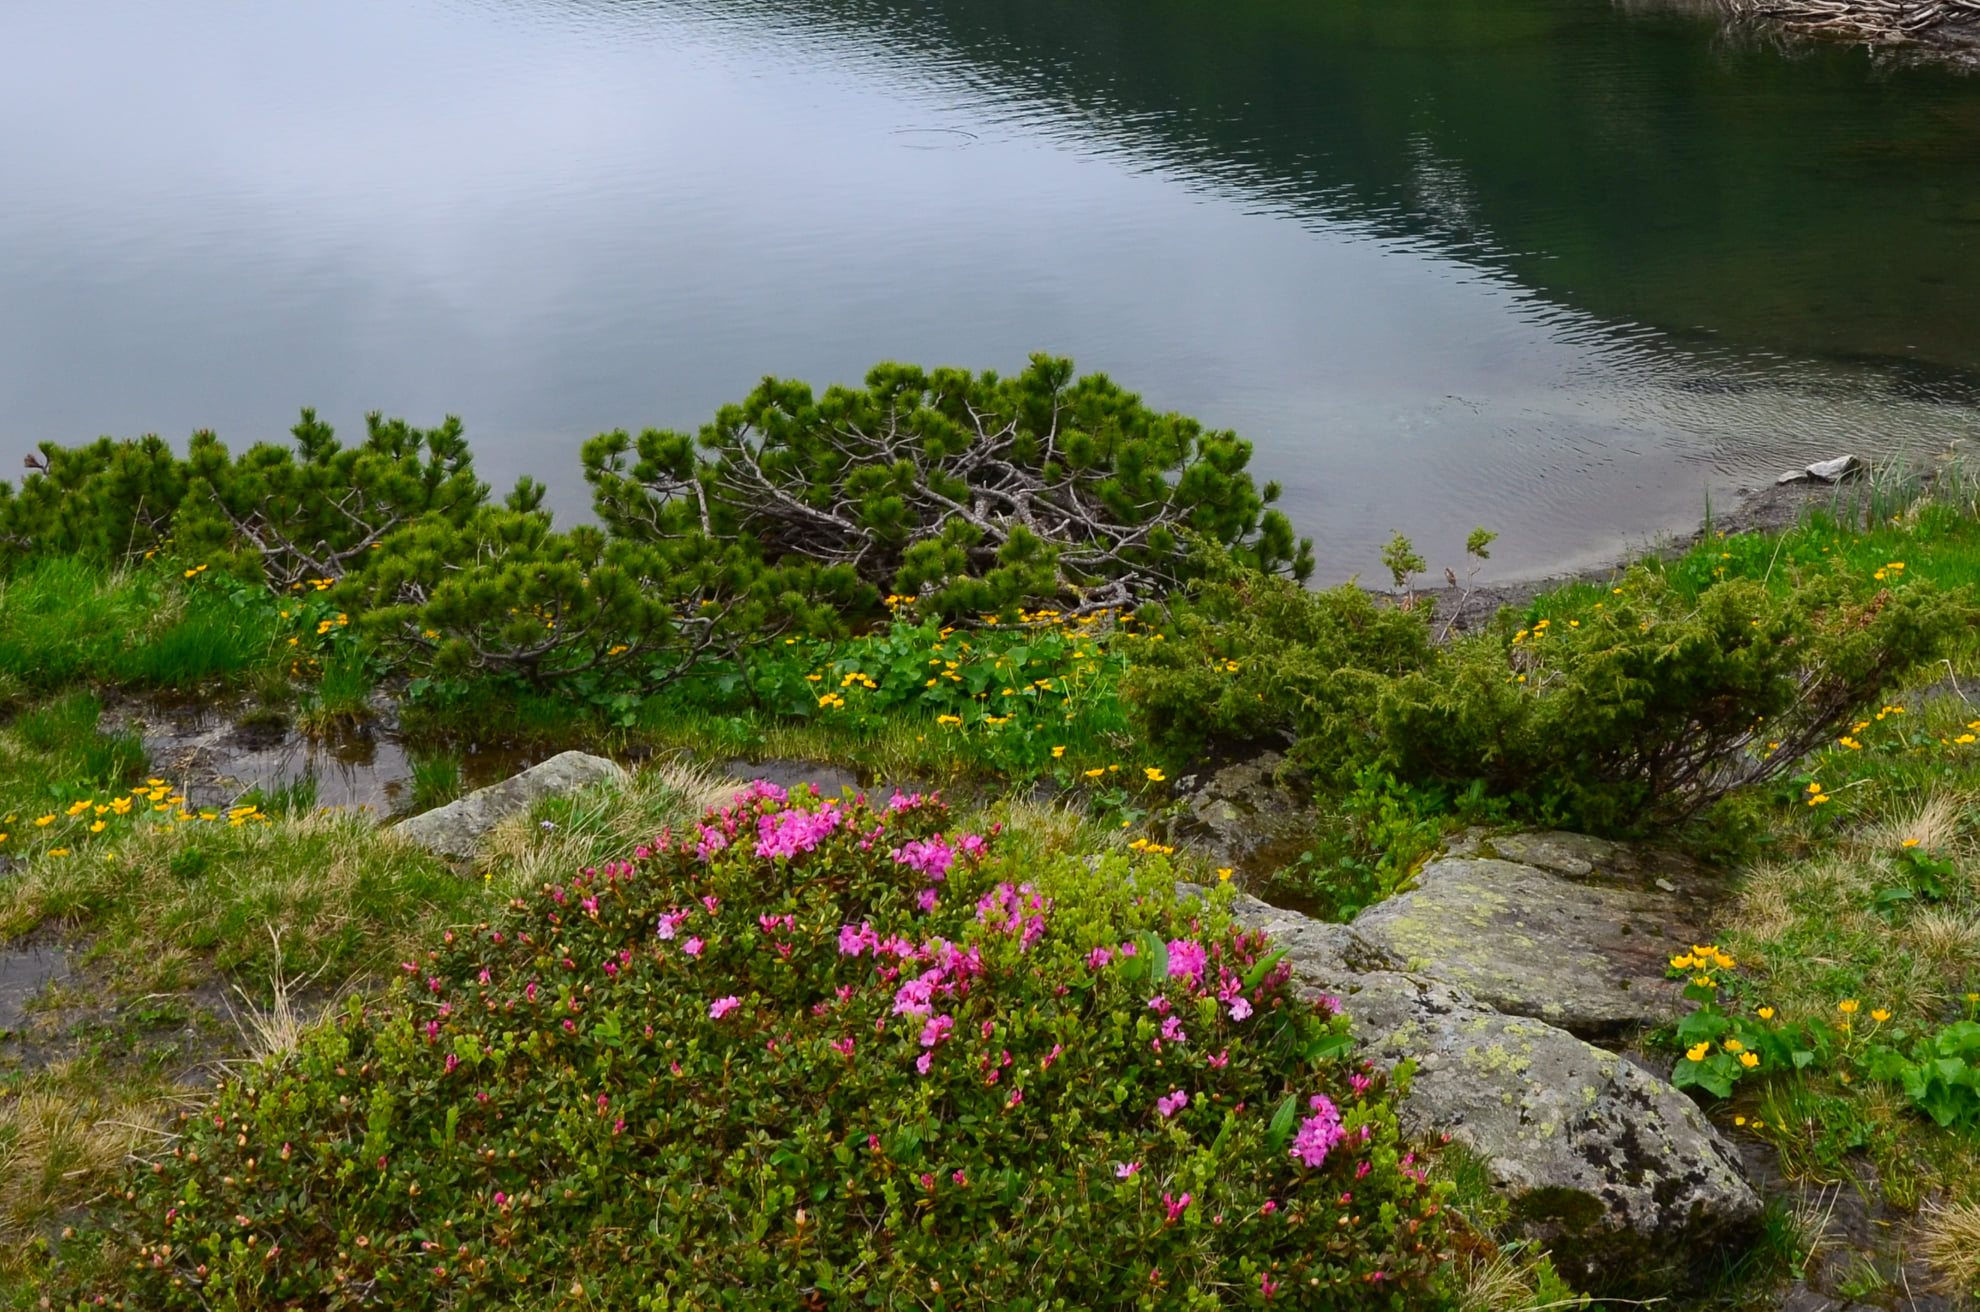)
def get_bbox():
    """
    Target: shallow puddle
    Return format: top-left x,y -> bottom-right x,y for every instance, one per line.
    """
109,696 -> 544,817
